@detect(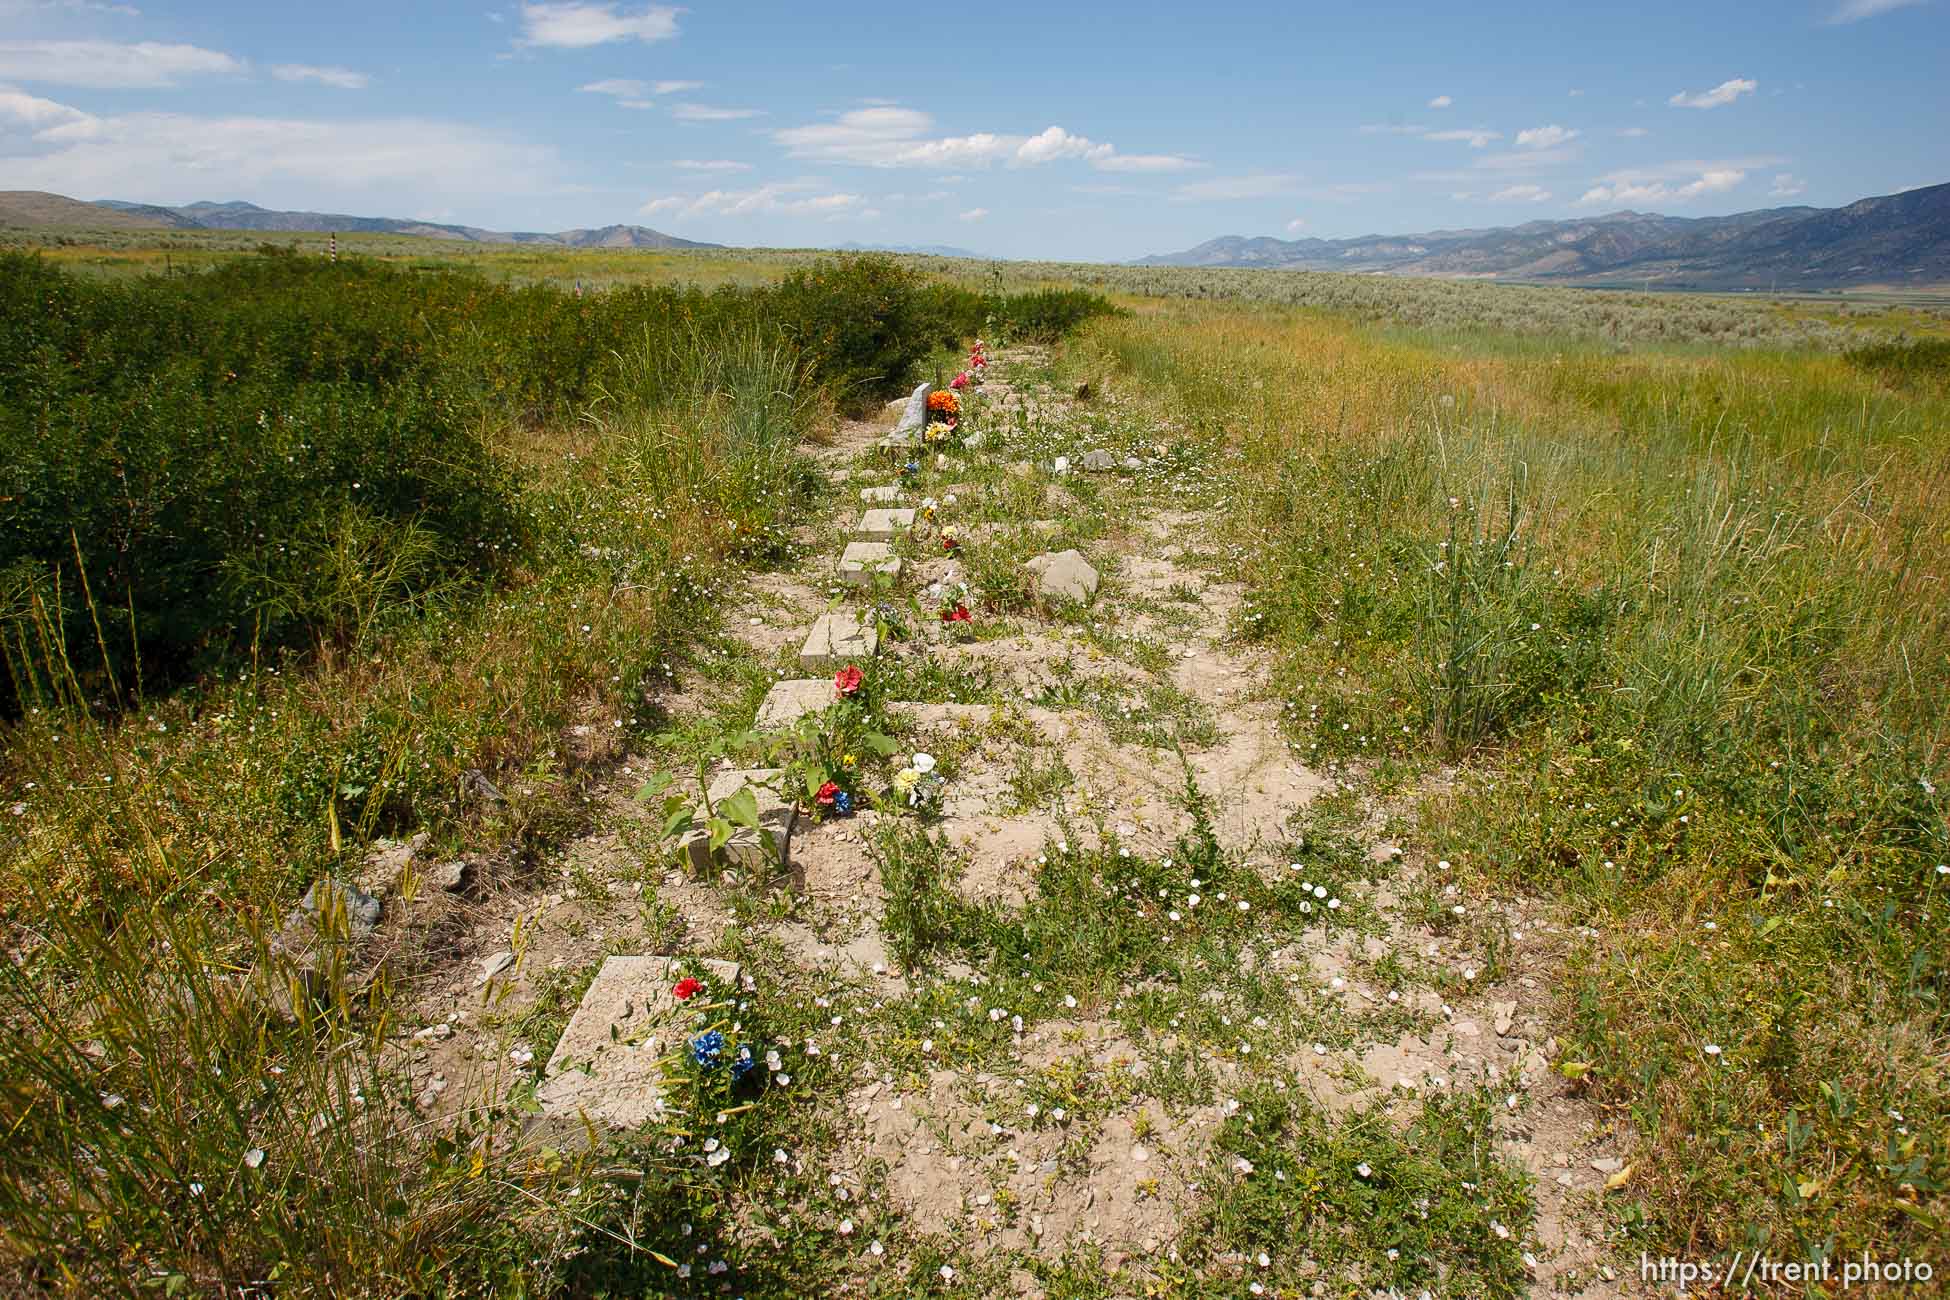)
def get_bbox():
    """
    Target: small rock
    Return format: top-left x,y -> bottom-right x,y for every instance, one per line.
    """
1589,1156 -> 1624,1174
428,860 -> 470,893
1080,449 -> 1116,472
459,769 -> 504,804
1361,936 -> 1388,962
1492,1000 -> 1518,1037
478,951 -> 515,984
1369,841 -> 1403,864
414,1023 -> 454,1041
